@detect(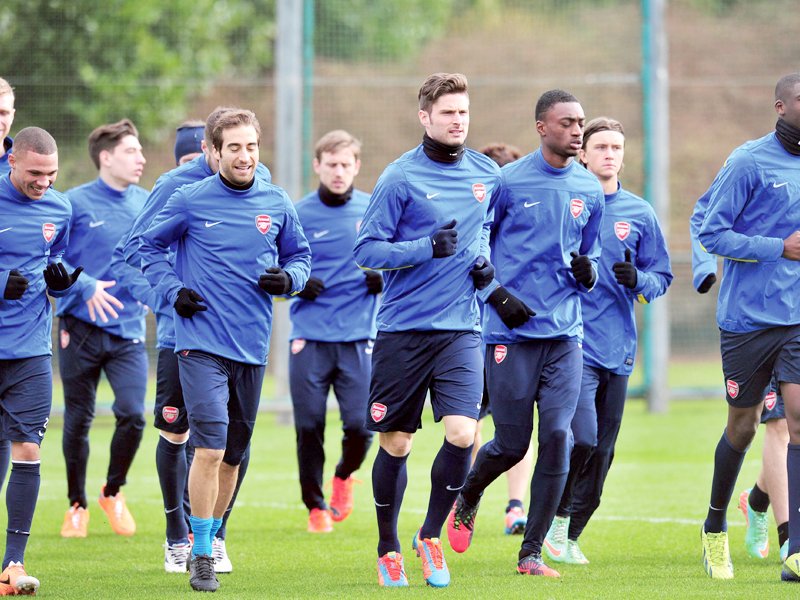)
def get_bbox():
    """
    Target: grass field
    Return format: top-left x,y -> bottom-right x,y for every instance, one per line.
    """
15,397 -> 790,598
